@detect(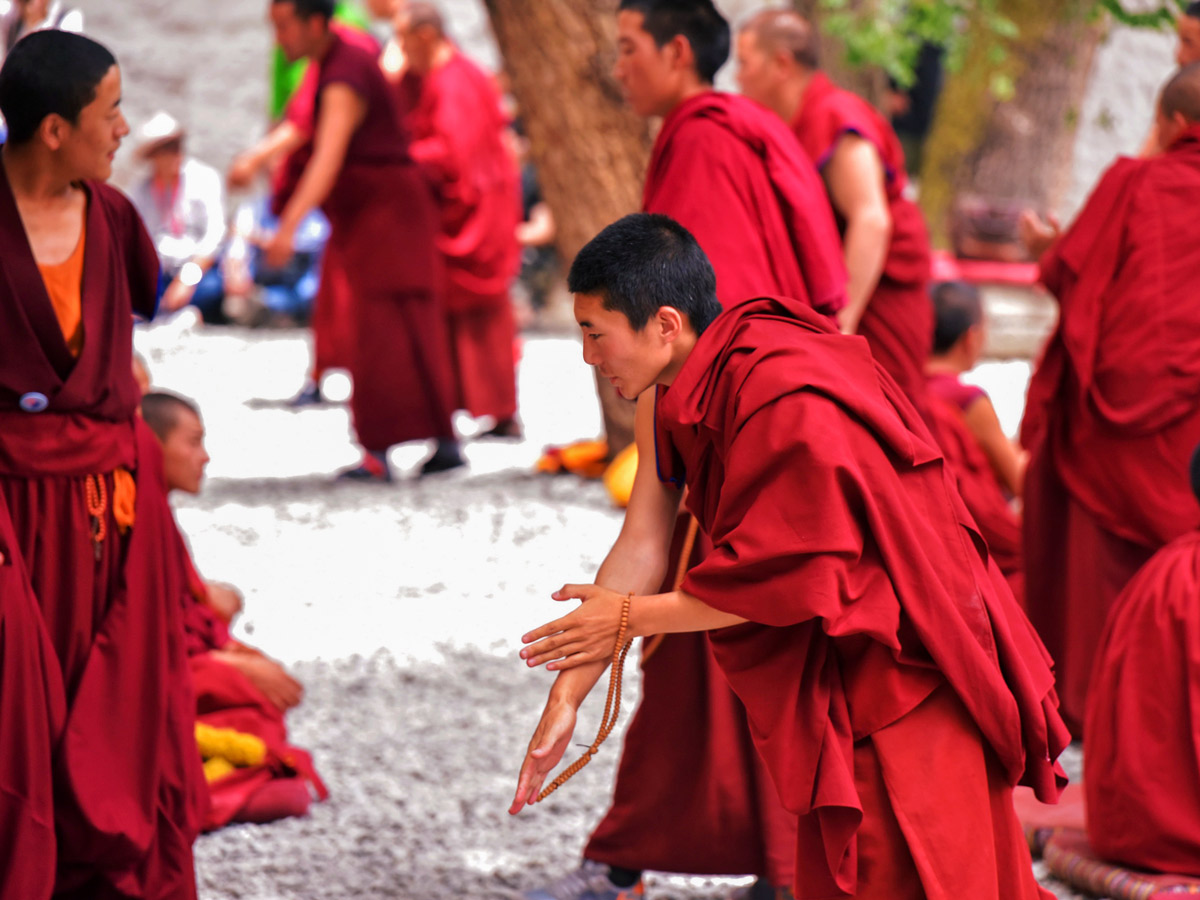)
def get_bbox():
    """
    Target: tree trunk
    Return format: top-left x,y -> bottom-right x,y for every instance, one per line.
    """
919,1 -> 1103,248
483,0 -> 649,453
